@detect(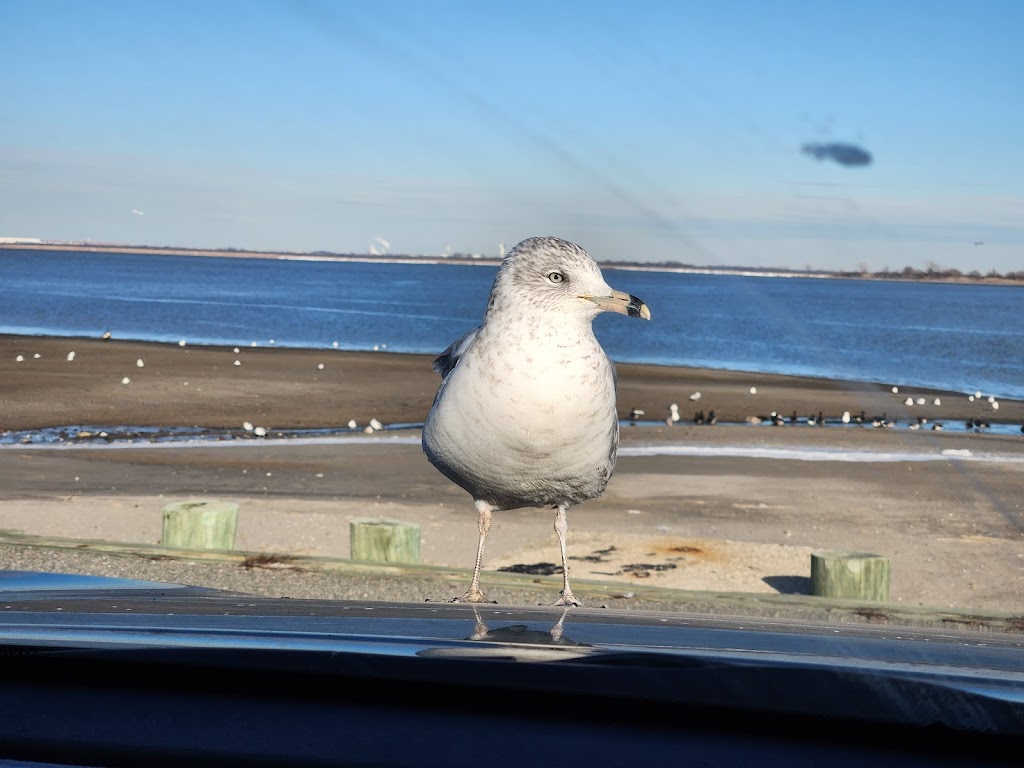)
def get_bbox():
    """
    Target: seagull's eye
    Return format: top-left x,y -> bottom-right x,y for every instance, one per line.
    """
547,271 -> 565,284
